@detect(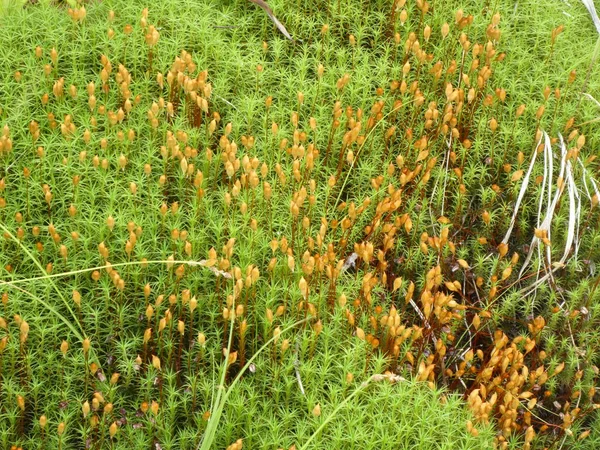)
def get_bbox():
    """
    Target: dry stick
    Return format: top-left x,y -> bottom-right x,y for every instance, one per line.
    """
248,0 -> 295,42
